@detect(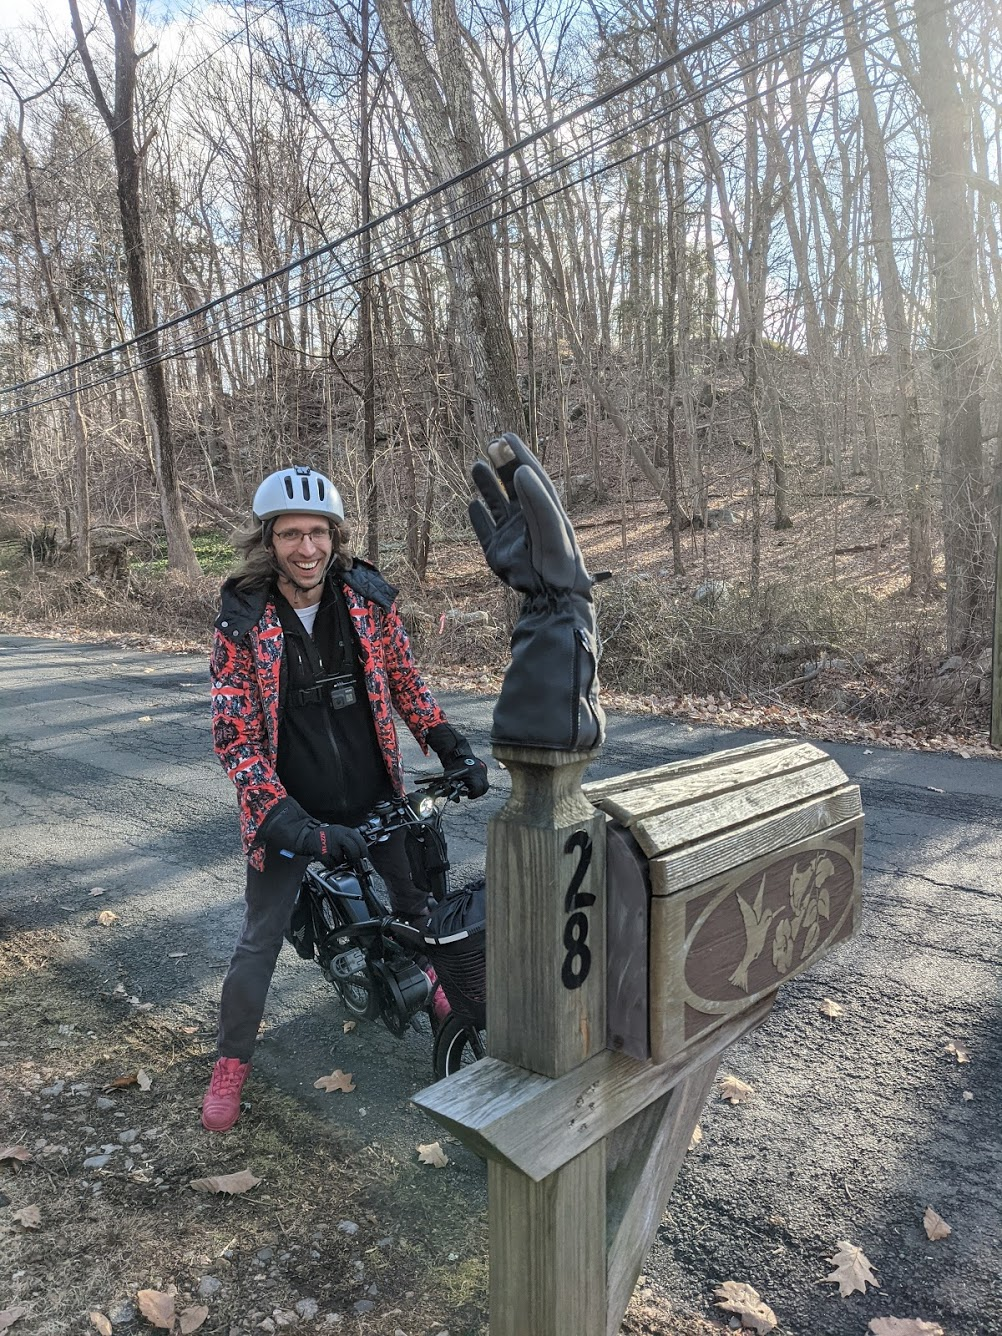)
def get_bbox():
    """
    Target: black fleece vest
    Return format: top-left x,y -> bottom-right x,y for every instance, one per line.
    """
274,578 -> 390,826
